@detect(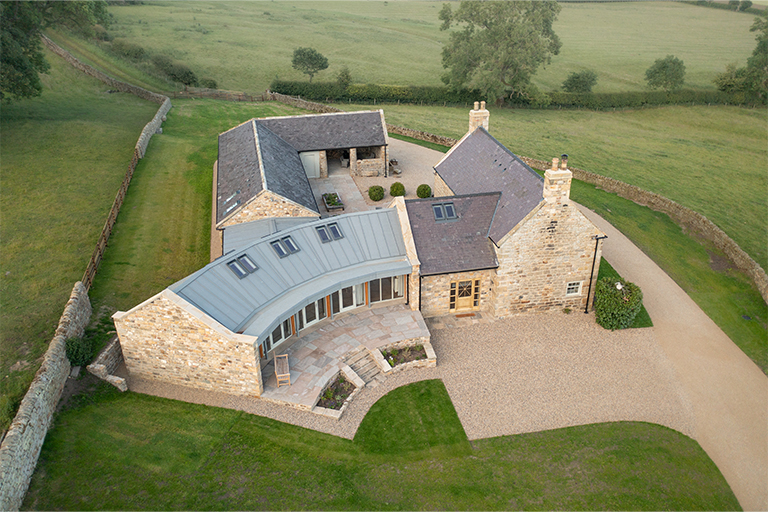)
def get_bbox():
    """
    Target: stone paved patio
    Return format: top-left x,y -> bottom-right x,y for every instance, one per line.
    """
259,303 -> 430,410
